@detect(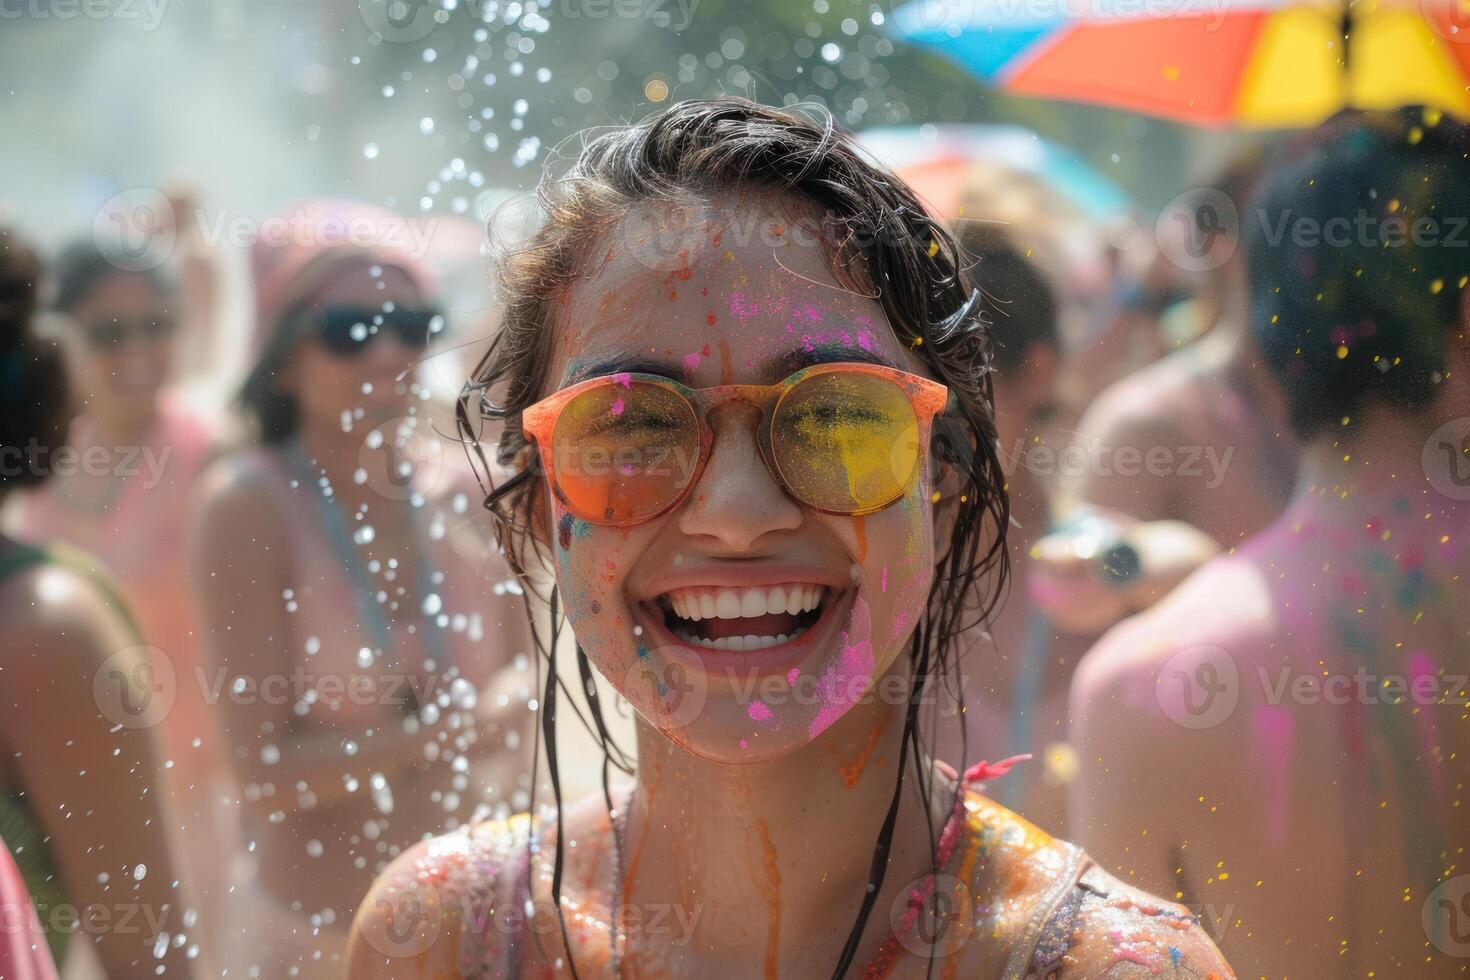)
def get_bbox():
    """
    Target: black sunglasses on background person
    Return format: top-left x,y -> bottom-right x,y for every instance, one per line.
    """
305,305 -> 445,357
